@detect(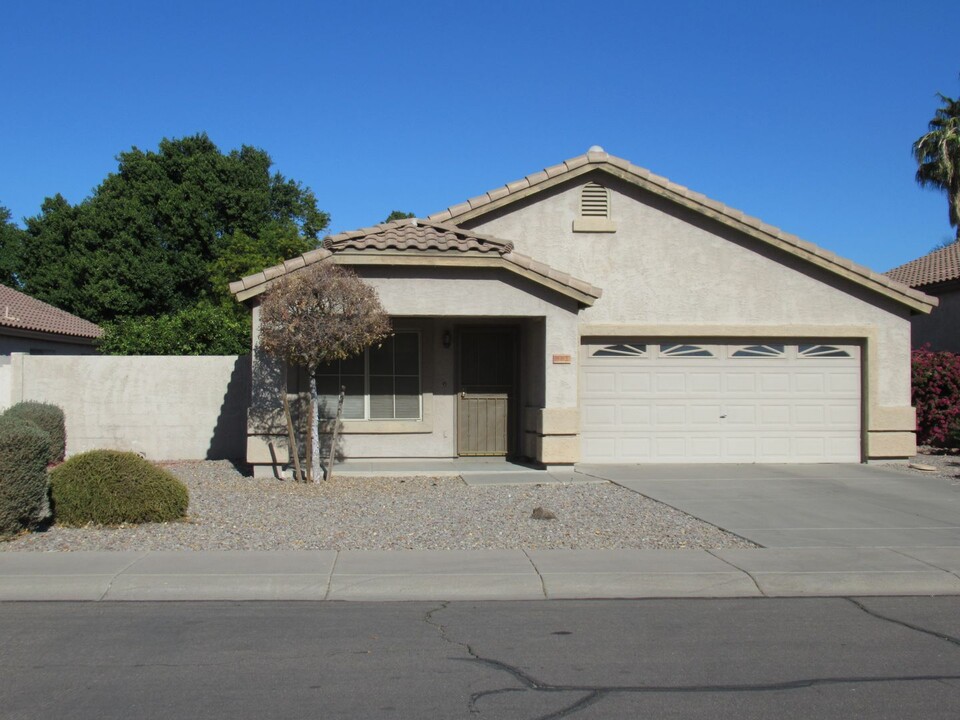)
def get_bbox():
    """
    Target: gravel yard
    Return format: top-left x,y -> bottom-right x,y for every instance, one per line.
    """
0,460 -> 755,552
